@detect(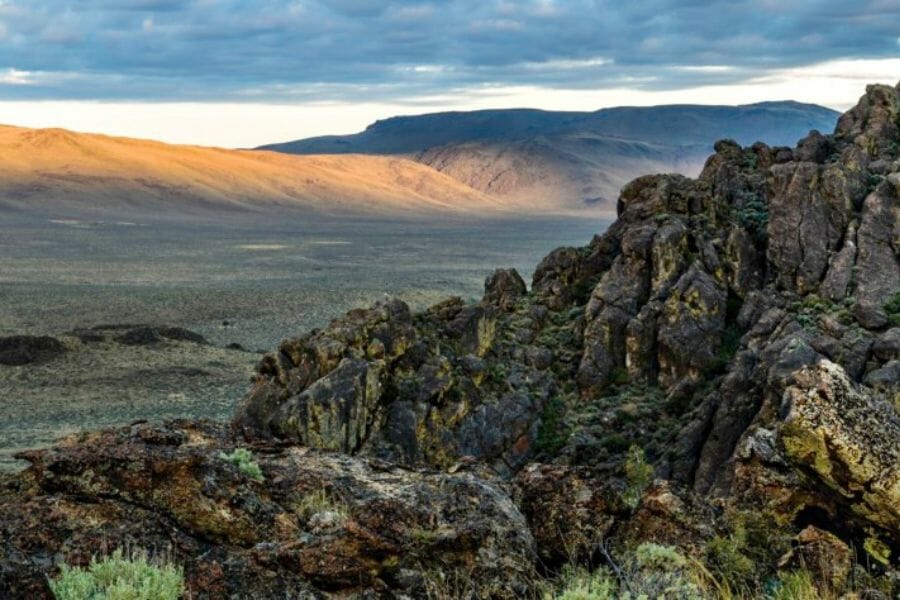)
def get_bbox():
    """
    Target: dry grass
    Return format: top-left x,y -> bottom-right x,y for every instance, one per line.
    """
0,124 -> 512,218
